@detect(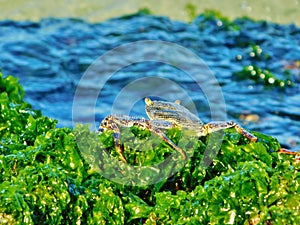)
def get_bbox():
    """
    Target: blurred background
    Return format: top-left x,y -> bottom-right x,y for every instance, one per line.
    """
1,0 -> 299,25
